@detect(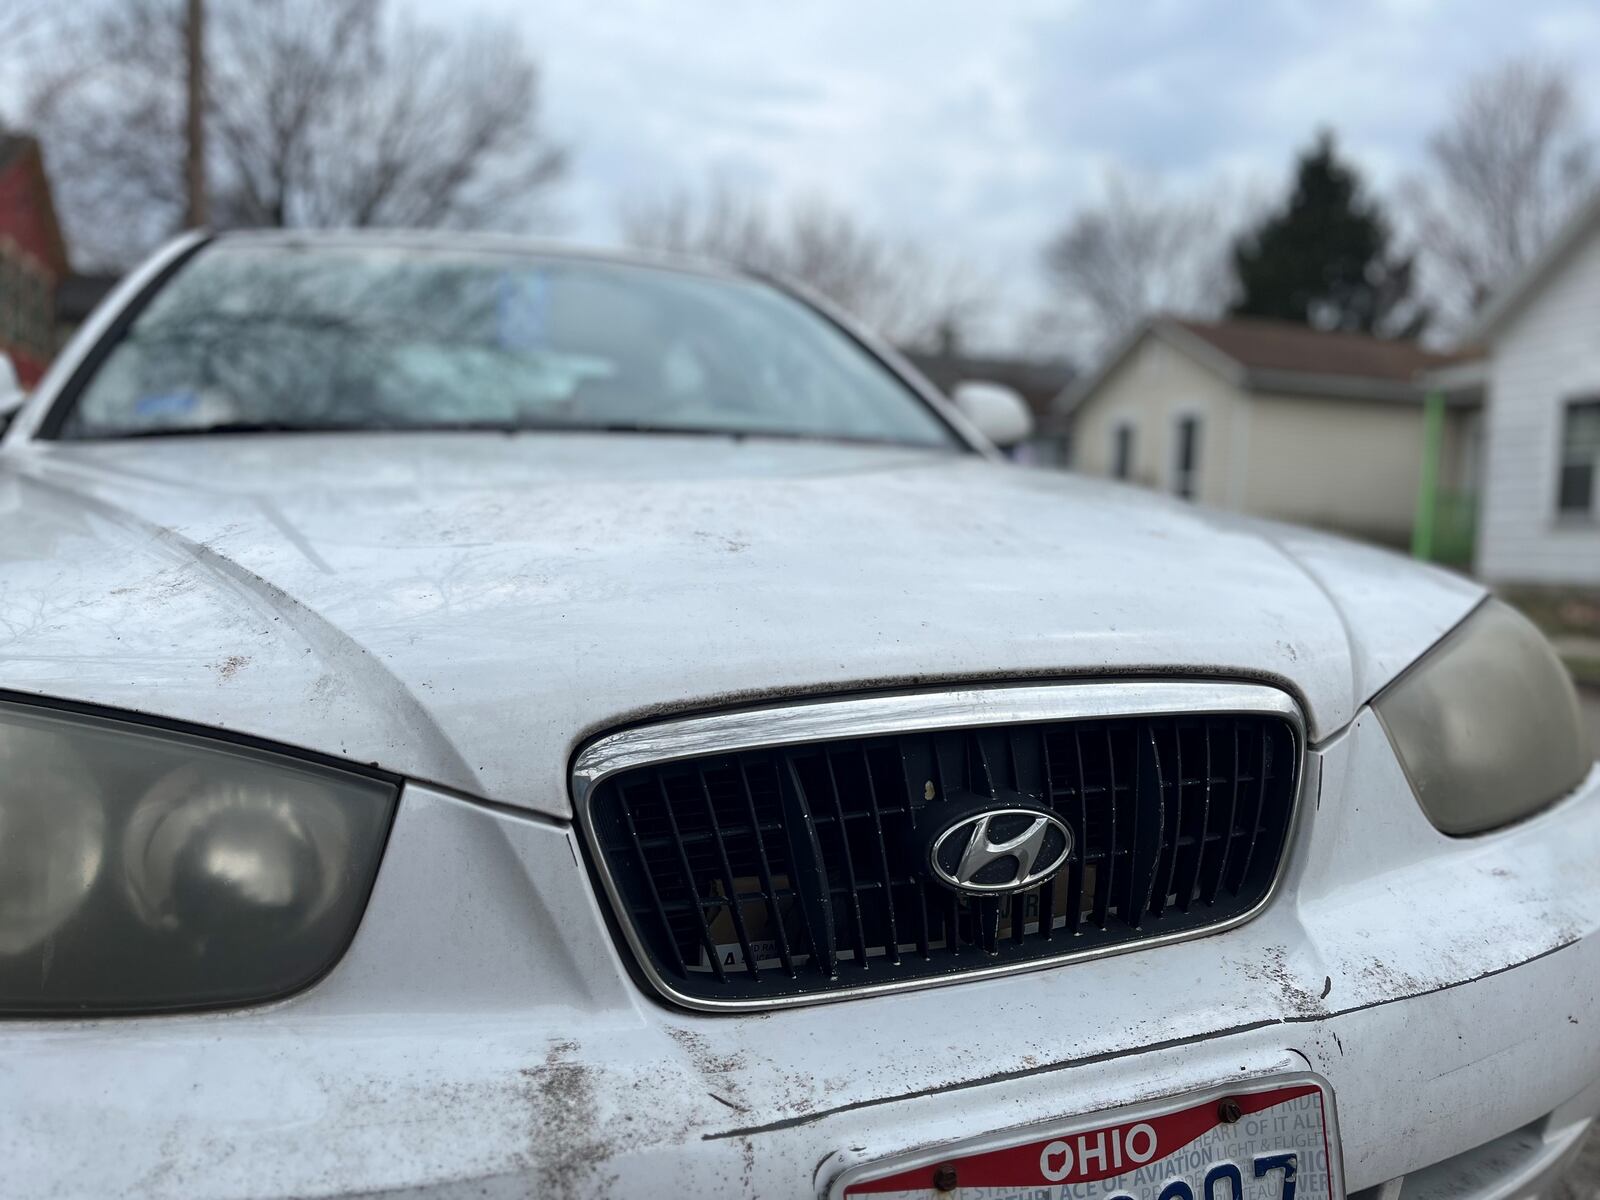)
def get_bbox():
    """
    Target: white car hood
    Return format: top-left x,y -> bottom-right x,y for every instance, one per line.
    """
0,434 -> 1483,816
